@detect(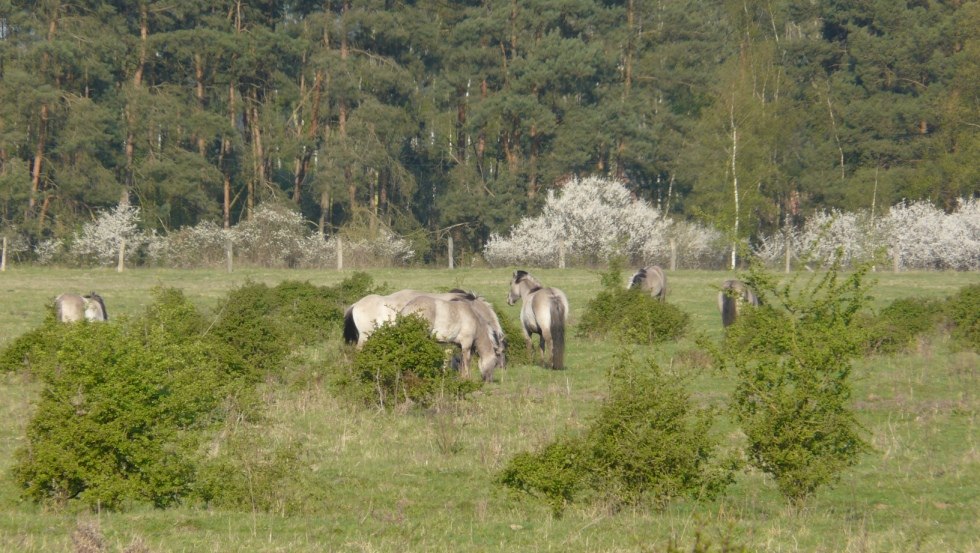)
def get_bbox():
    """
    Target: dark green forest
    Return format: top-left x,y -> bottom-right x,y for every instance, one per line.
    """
0,0 -> 977,257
